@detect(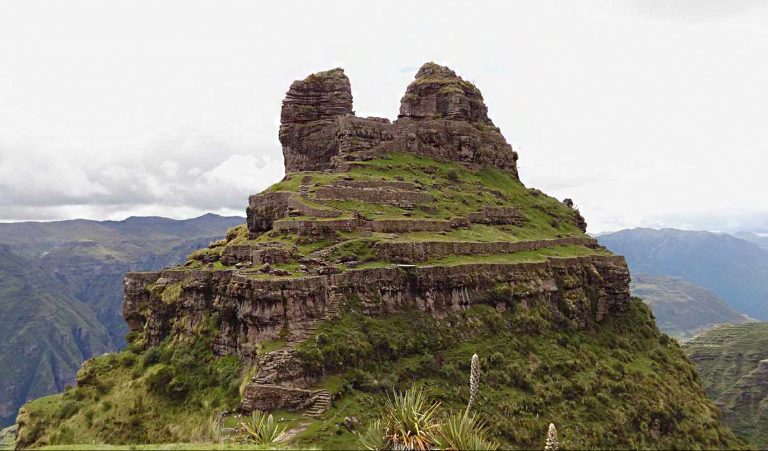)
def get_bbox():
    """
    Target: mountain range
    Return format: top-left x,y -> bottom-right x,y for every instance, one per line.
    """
0,214 -> 243,427
598,228 -> 768,321
630,273 -> 750,340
